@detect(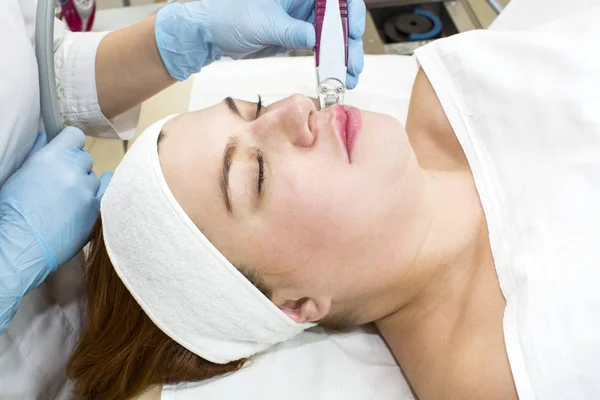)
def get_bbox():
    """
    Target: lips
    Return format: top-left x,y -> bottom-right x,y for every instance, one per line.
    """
332,105 -> 361,162
332,105 -> 348,157
345,107 -> 361,162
